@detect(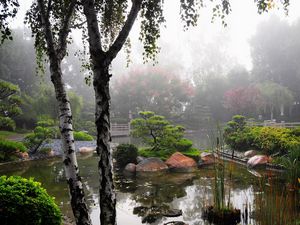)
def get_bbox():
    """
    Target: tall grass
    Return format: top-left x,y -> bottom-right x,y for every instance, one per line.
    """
255,176 -> 299,225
